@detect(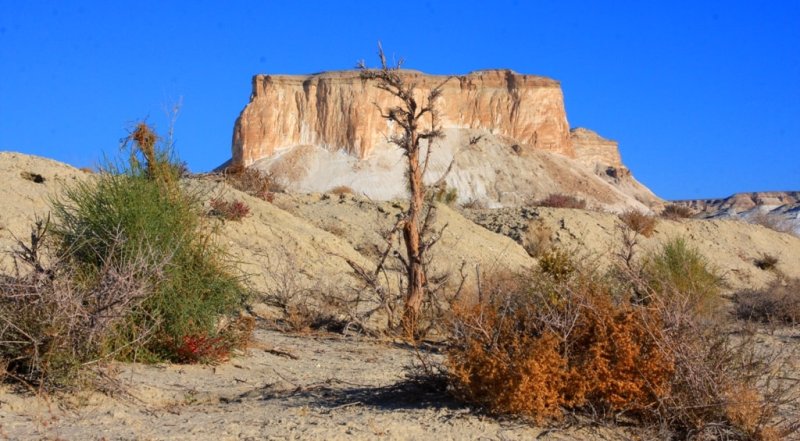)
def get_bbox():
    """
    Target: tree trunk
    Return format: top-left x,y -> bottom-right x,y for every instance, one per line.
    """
401,139 -> 426,338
